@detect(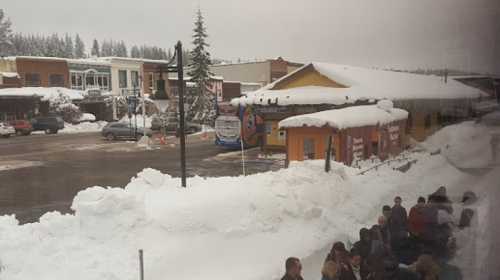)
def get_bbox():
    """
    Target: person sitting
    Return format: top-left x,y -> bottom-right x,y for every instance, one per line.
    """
281,257 -> 304,280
